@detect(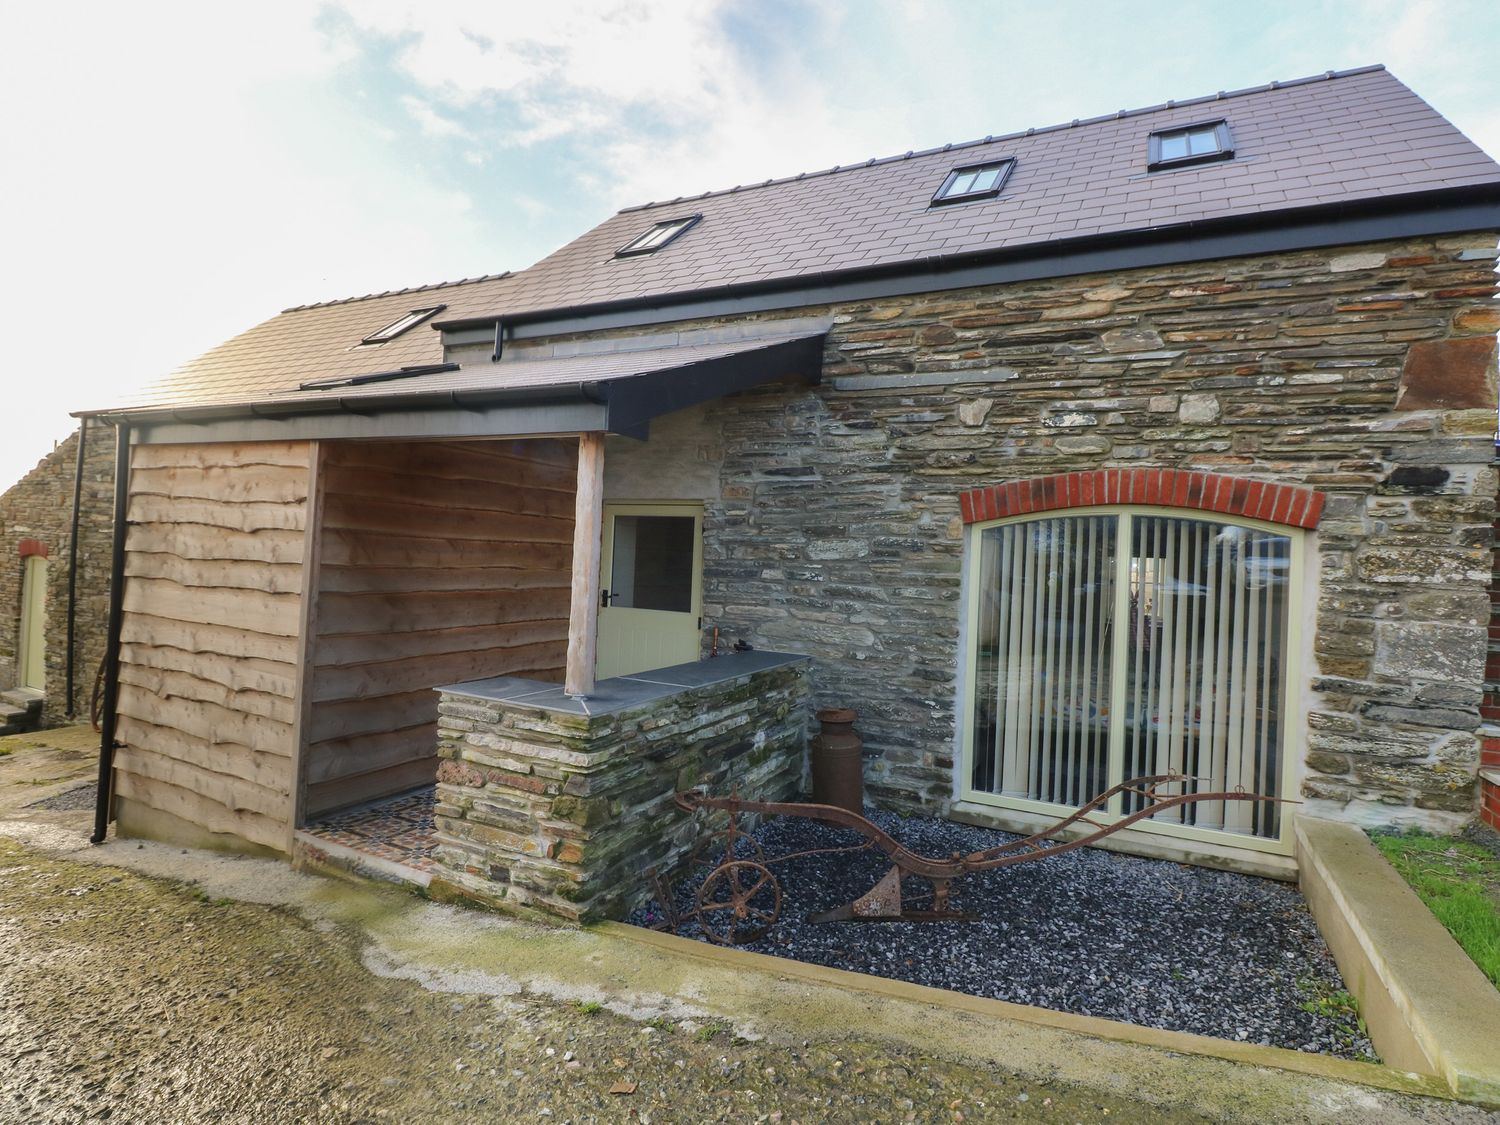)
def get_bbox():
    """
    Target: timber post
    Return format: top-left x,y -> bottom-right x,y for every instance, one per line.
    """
565,432 -> 605,697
